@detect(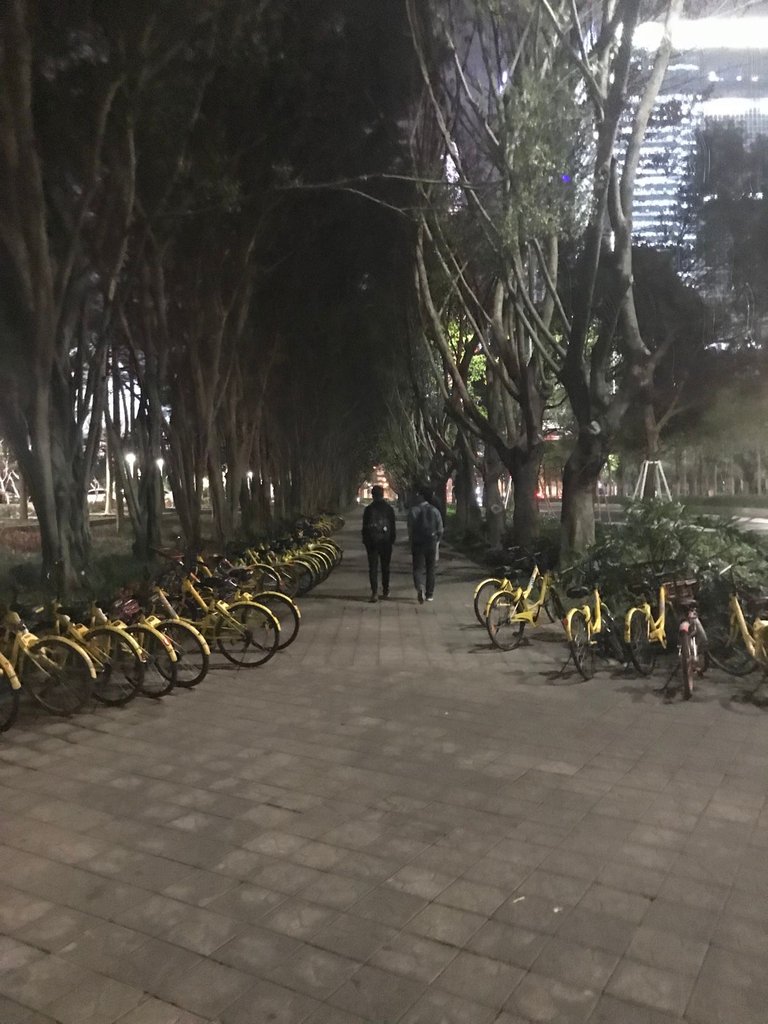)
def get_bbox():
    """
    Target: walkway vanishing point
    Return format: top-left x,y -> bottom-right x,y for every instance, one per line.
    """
1,510 -> 767,1024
